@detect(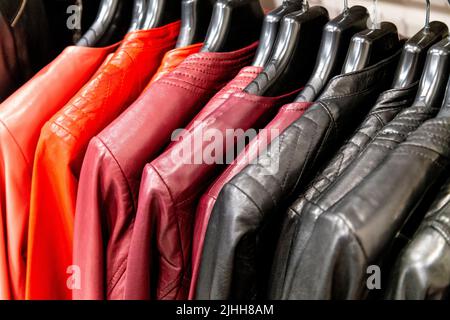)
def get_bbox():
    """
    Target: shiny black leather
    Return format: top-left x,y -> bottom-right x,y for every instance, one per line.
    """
269,82 -> 424,299
386,175 -> 450,300
280,111 -> 450,299
294,83 -> 419,215
0,0 -> 50,101
195,51 -> 401,300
